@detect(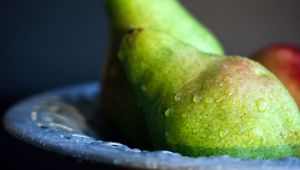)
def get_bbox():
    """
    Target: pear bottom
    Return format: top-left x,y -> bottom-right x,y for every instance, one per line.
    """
171,144 -> 300,159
